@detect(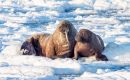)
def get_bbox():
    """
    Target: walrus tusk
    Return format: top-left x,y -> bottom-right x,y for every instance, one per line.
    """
60,32 -> 63,42
65,30 -> 69,43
